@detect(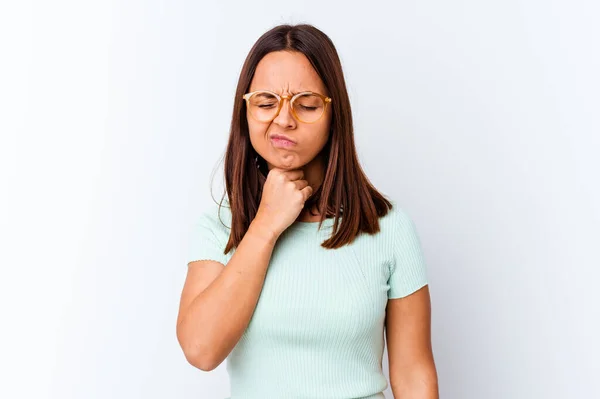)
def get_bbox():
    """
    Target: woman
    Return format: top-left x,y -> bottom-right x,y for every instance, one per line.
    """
177,23 -> 439,398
